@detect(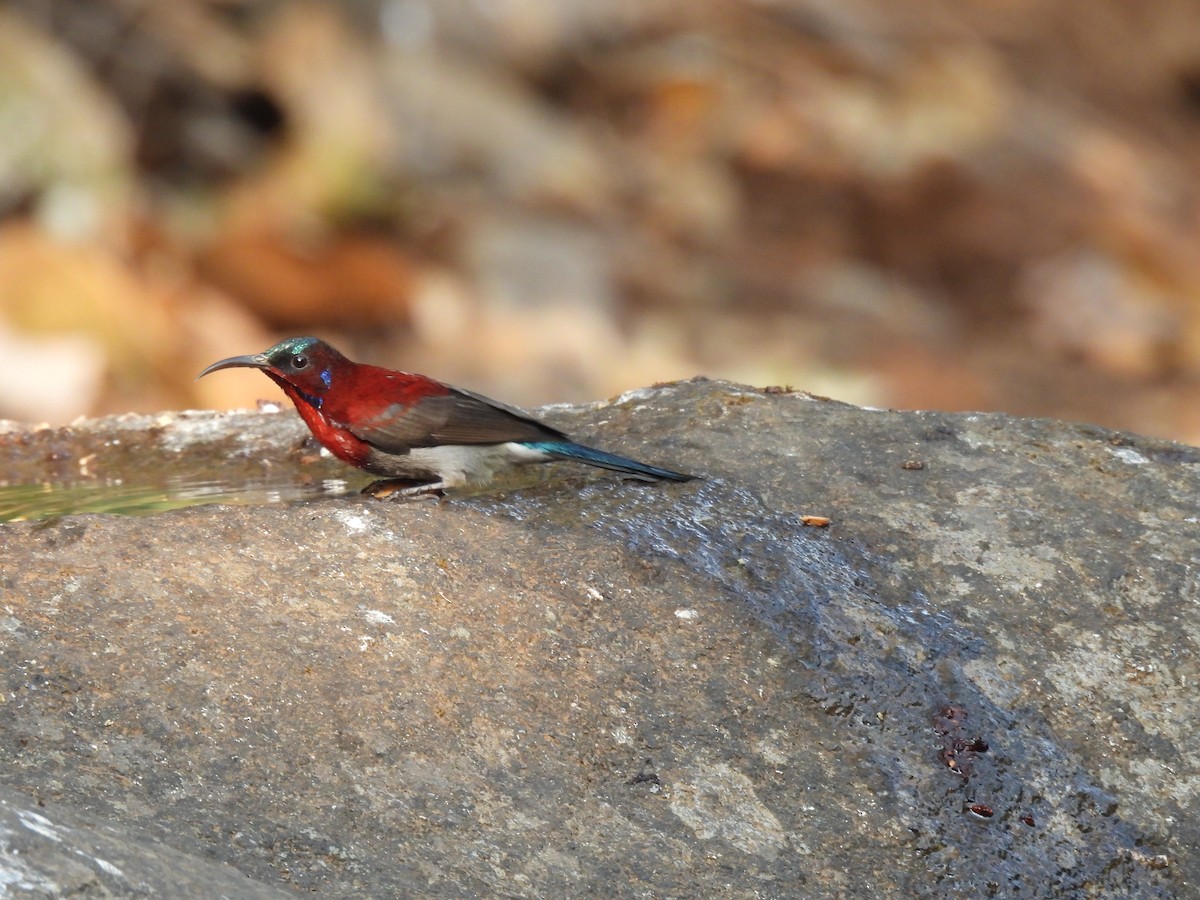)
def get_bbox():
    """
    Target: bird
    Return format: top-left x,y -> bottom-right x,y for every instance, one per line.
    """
198,337 -> 695,497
